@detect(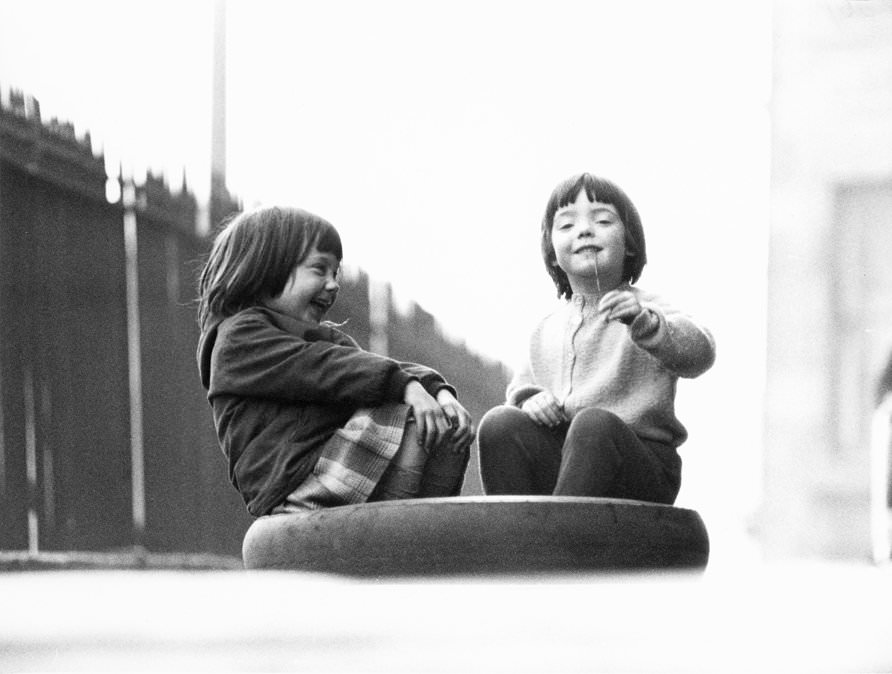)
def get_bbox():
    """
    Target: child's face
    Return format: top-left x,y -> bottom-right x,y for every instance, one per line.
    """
551,188 -> 627,295
263,246 -> 340,323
